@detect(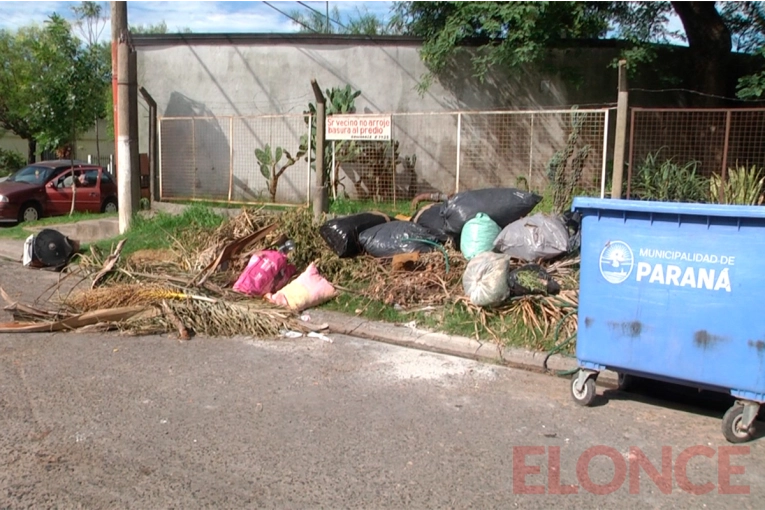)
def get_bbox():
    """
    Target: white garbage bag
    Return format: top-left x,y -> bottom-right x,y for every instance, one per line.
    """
462,251 -> 513,307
